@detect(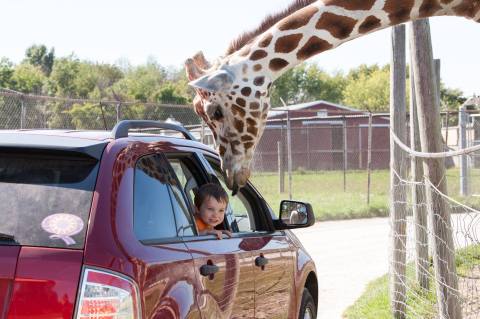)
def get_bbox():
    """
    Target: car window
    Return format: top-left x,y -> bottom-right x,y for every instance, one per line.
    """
167,157 -> 205,236
0,150 -> 98,249
134,154 -> 179,241
211,167 -> 256,233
